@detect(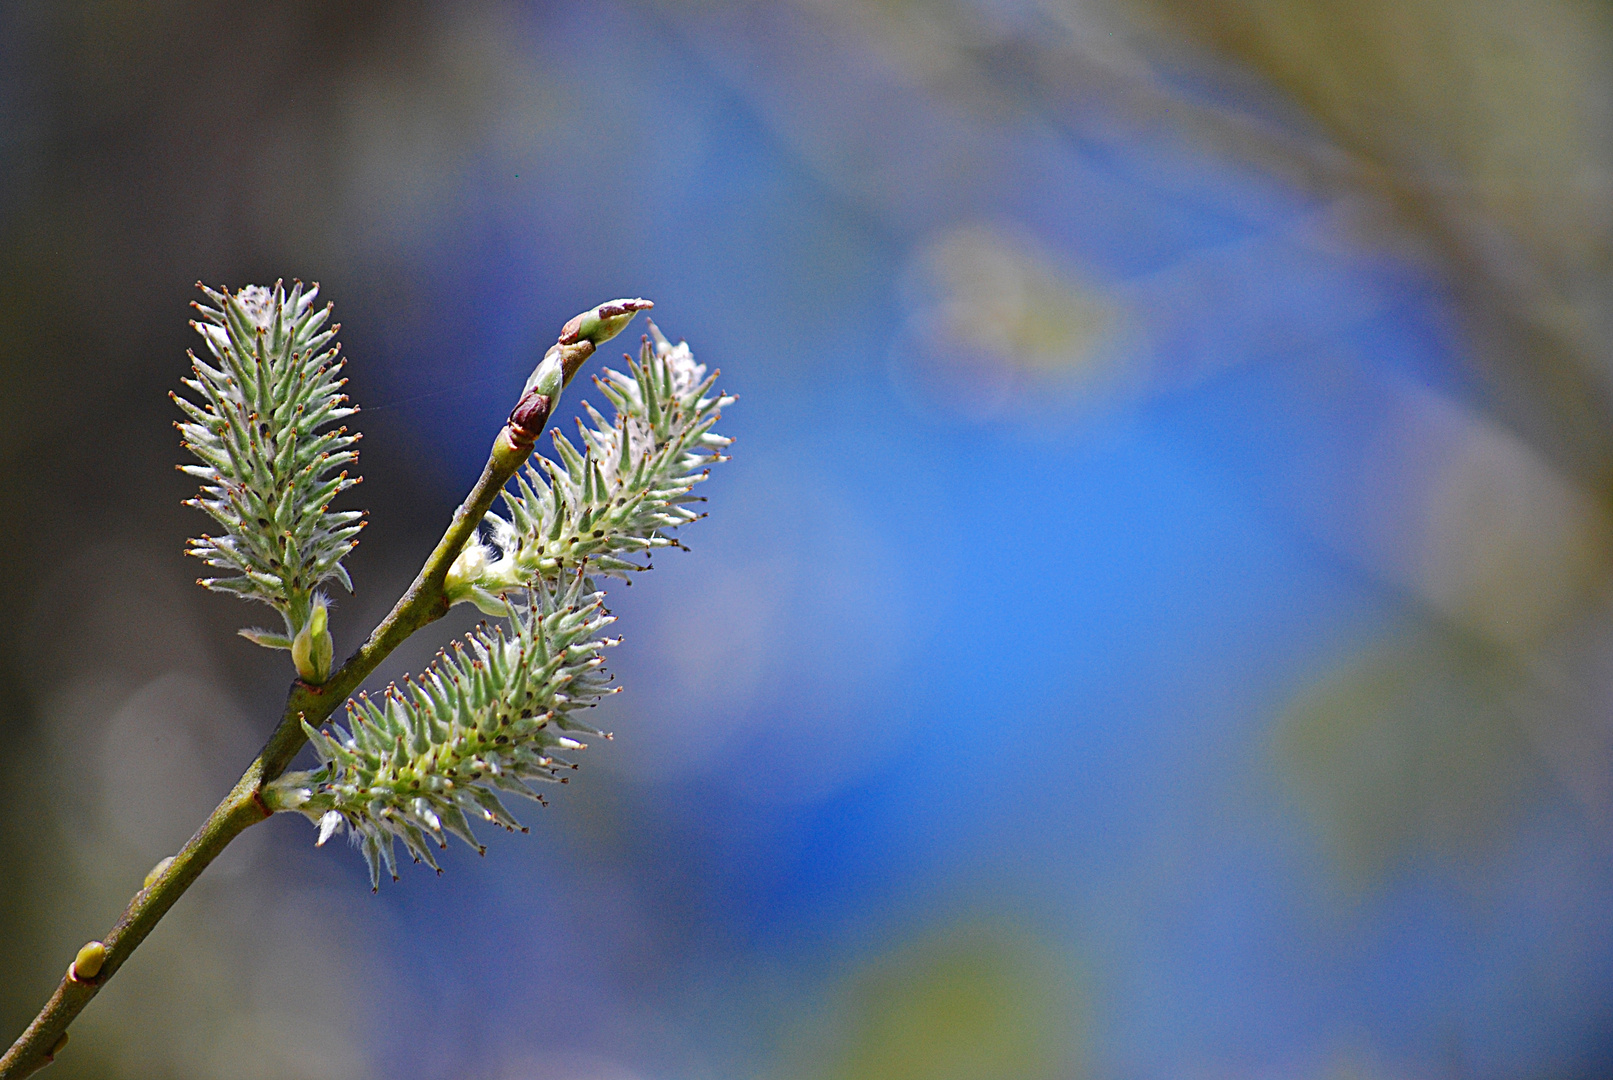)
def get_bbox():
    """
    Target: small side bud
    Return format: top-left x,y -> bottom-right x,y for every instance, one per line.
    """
47,1032 -> 68,1060
71,941 -> 106,982
143,856 -> 175,889
292,595 -> 334,684
506,389 -> 552,447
